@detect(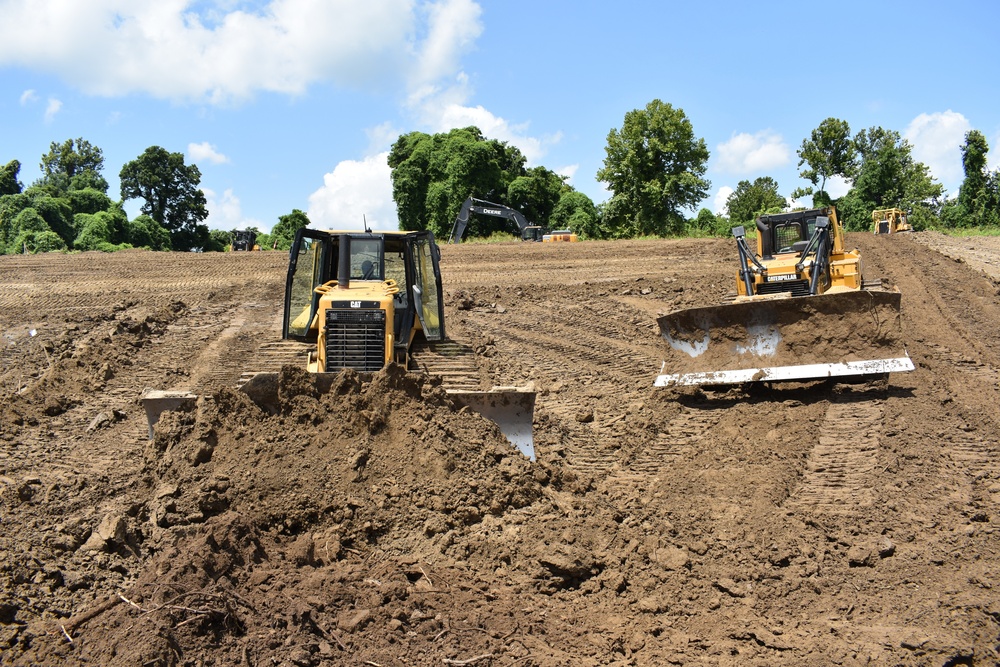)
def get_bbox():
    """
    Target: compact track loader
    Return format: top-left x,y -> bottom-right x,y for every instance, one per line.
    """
655,206 -> 914,388
872,208 -> 913,235
238,228 -> 536,458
